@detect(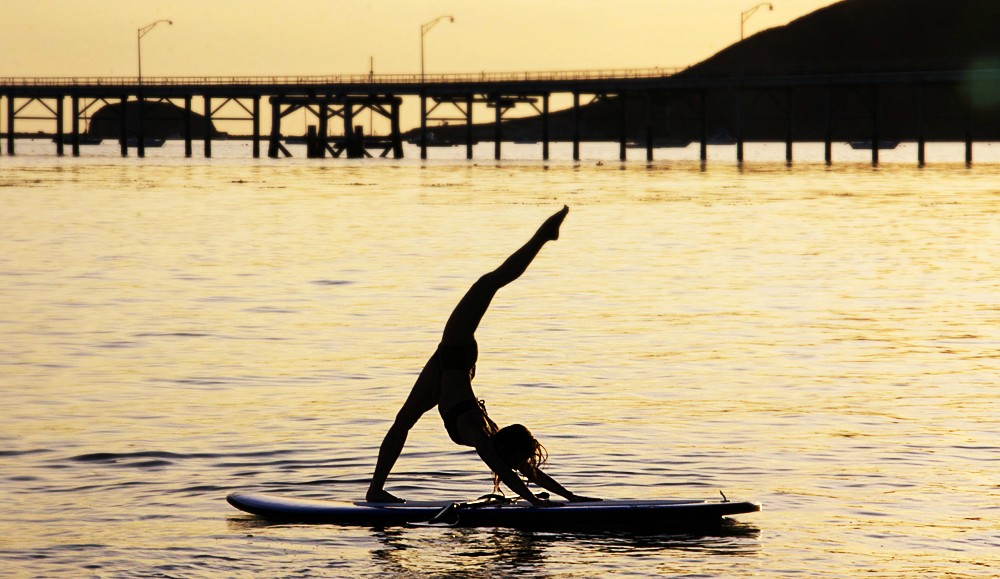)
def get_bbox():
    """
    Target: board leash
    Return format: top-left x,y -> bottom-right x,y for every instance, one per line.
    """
414,493 -> 522,527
